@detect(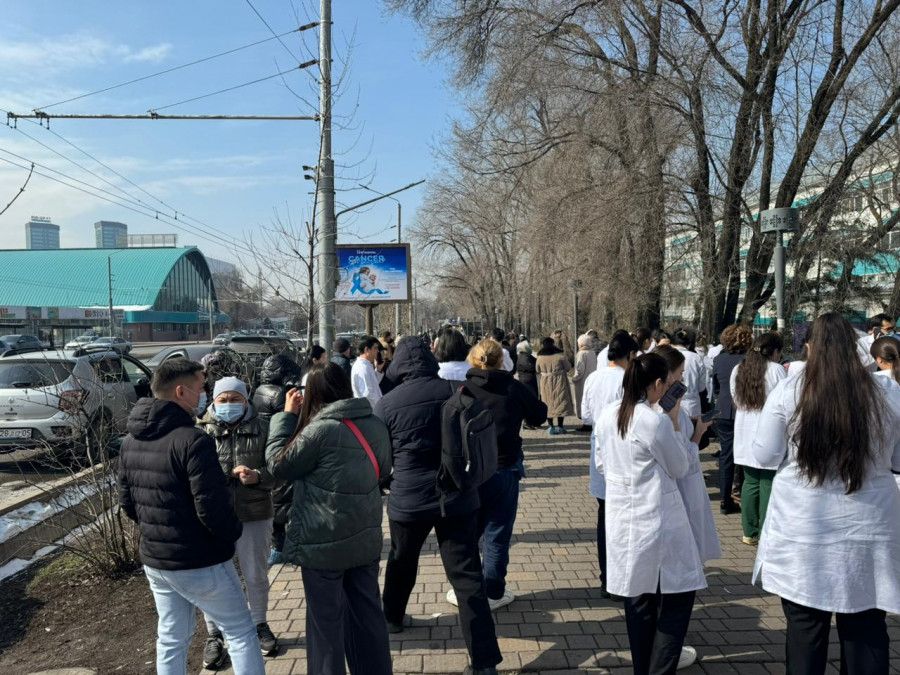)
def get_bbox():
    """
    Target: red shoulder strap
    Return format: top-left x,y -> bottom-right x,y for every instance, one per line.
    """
343,419 -> 380,481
